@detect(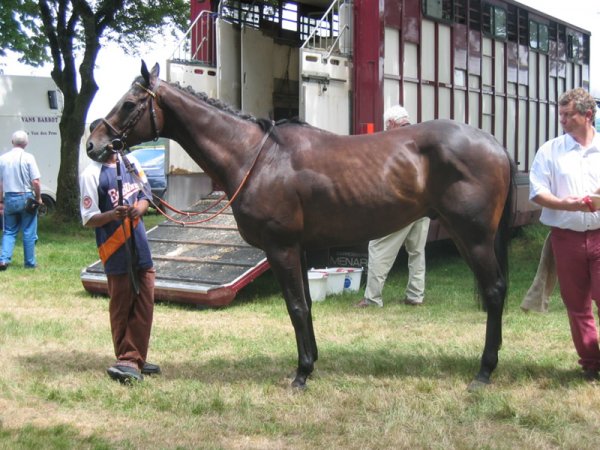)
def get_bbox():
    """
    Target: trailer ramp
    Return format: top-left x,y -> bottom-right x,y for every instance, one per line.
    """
80,195 -> 270,307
